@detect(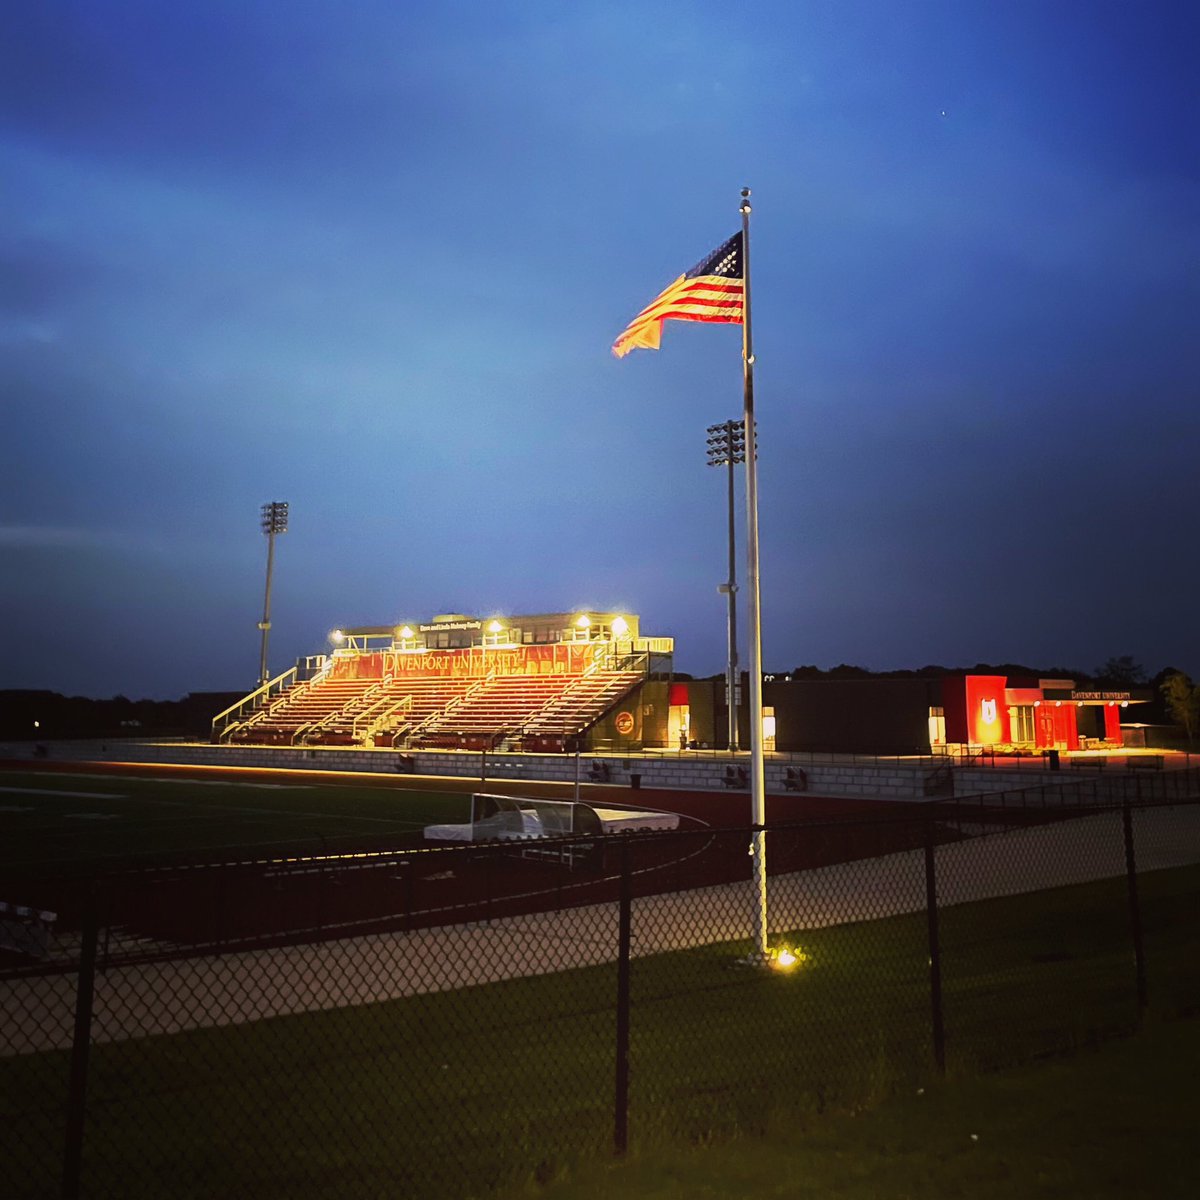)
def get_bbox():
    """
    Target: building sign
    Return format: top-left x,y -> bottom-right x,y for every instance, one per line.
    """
417,620 -> 481,633
614,711 -> 635,736
1070,691 -> 1130,702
